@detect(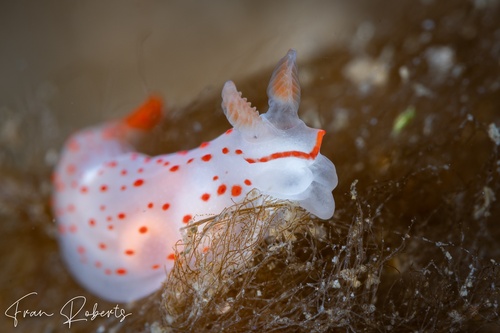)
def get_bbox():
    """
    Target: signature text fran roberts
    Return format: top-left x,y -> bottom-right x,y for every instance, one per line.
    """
4,292 -> 132,328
